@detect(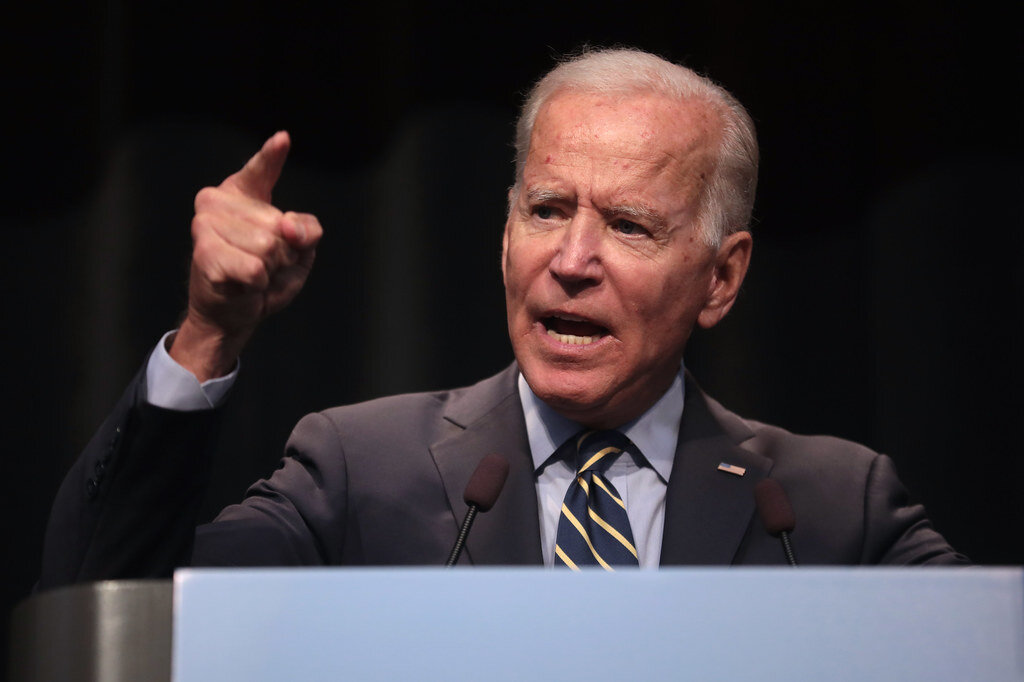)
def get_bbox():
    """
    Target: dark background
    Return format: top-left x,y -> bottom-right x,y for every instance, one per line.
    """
3,0 -> 1021,674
